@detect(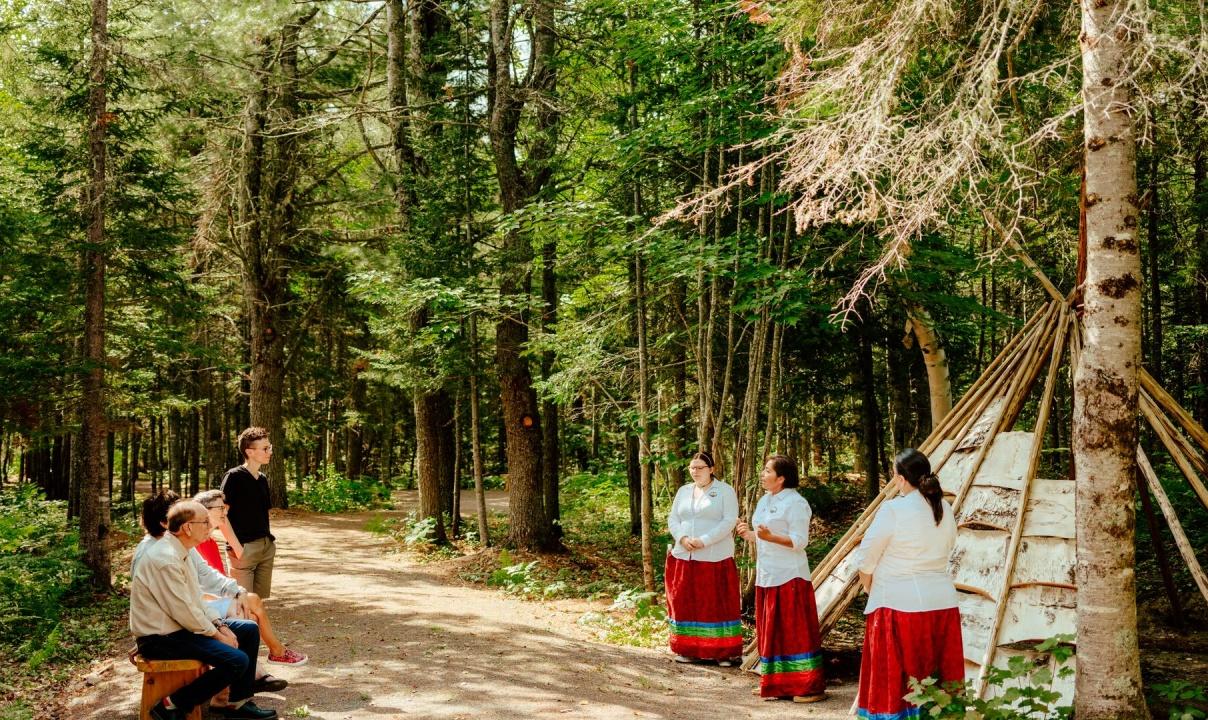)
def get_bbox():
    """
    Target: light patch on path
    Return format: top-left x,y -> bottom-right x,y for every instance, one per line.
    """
68,503 -> 855,719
